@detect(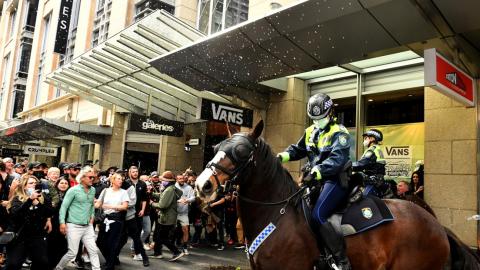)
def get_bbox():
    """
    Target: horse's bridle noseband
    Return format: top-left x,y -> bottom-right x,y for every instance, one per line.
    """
205,133 -> 257,191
